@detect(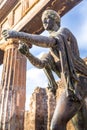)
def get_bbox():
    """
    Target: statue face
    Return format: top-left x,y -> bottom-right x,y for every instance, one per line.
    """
42,10 -> 60,32
42,15 -> 56,31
